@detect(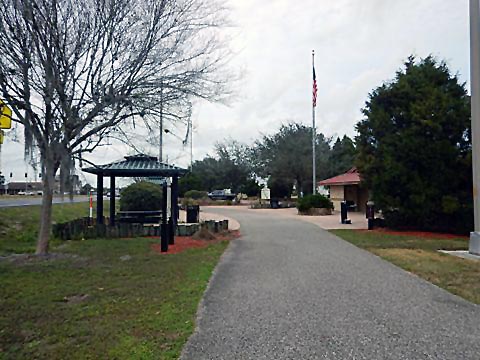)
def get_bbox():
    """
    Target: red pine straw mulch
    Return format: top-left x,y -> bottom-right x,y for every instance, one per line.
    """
356,228 -> 468,239
151,230 -> 241,255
